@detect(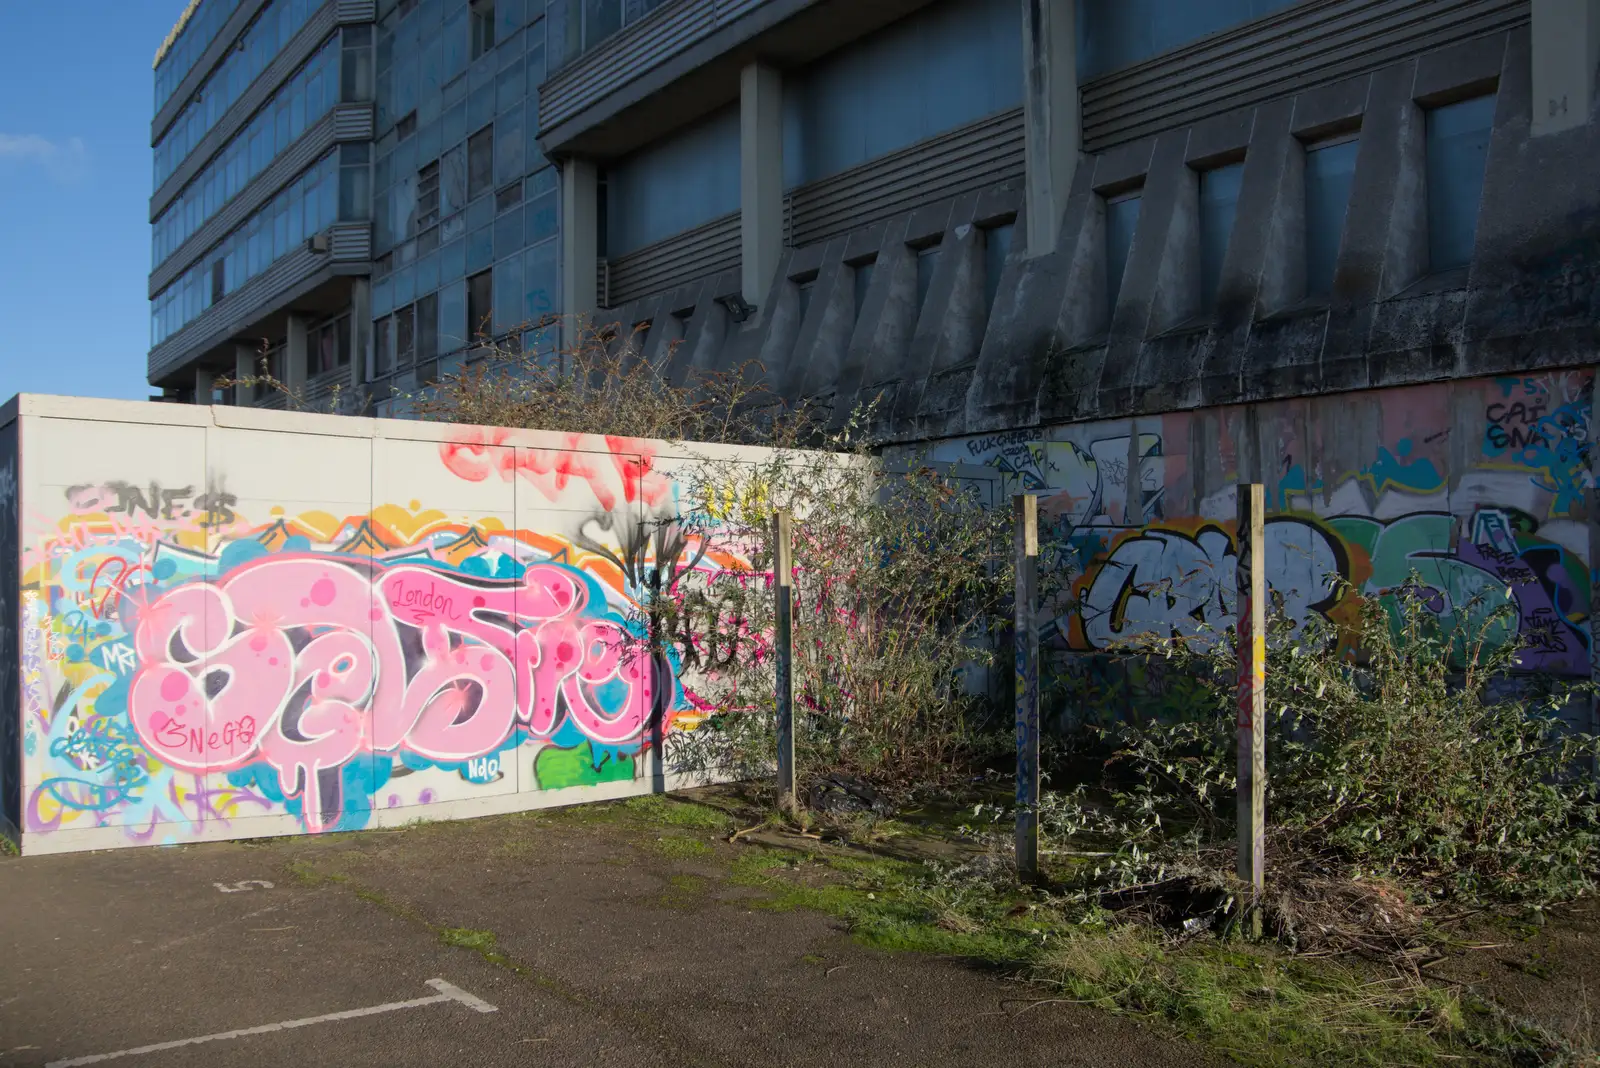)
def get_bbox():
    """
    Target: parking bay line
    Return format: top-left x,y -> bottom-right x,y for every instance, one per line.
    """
47,979 -> 497,1067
